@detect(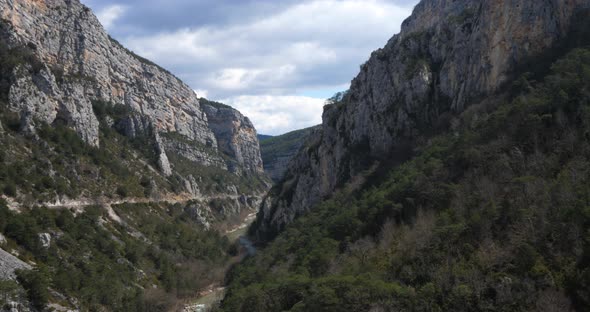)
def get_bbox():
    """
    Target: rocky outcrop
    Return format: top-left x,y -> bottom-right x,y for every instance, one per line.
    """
160,133 -> 228,170
1,0 -> 217,148
184,195 -> 263,230
254,0 -> 590,238
0,248 -> 31,280
0,0 -> 267,193
38,232 -> 51,248
202,100 -> 264,174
